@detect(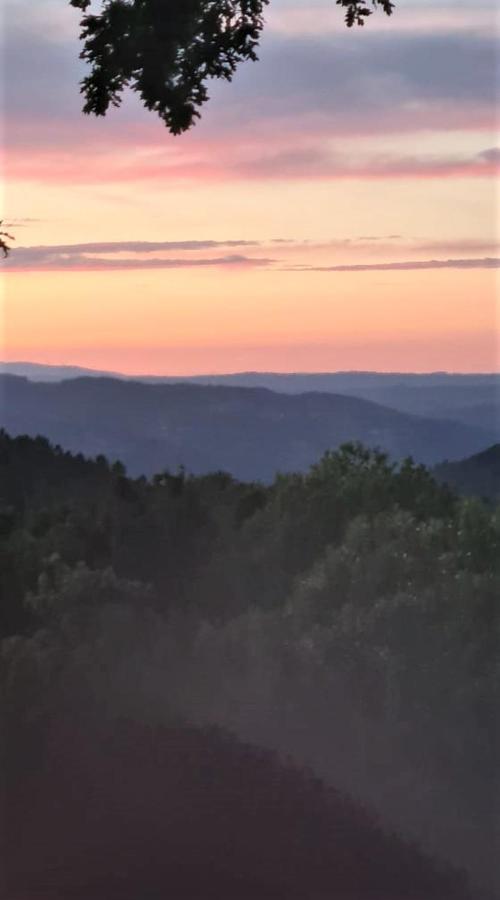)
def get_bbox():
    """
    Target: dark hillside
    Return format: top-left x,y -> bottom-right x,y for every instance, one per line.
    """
5,715 -> 473,900
435,444 -> 500,501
